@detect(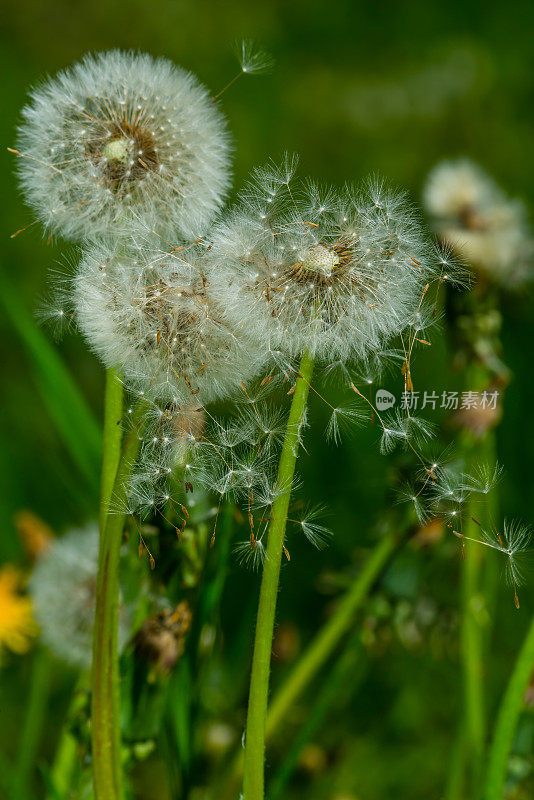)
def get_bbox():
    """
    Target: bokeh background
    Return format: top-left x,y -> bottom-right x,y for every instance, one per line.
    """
1,1 -> 533,798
